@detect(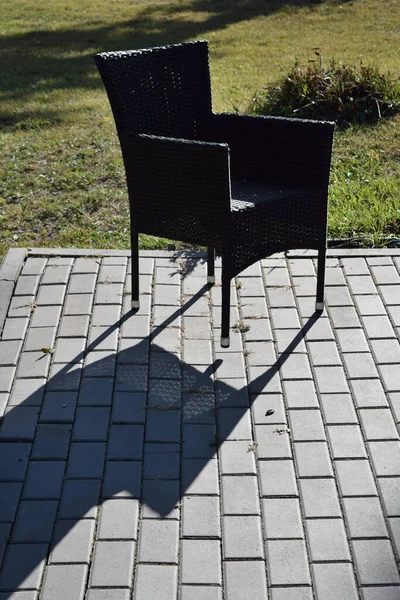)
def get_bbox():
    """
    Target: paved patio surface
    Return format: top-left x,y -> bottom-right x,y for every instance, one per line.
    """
0,247 -> 400,600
